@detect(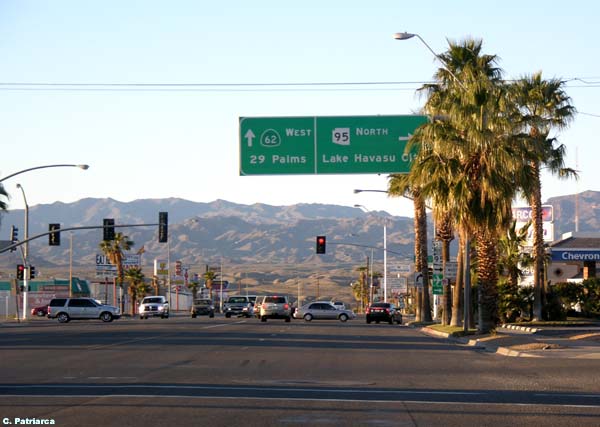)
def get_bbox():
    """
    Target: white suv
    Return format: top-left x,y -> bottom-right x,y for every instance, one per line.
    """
258,295 -> 292,322
47,298 -> 121,323
138,296 -> 170,319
